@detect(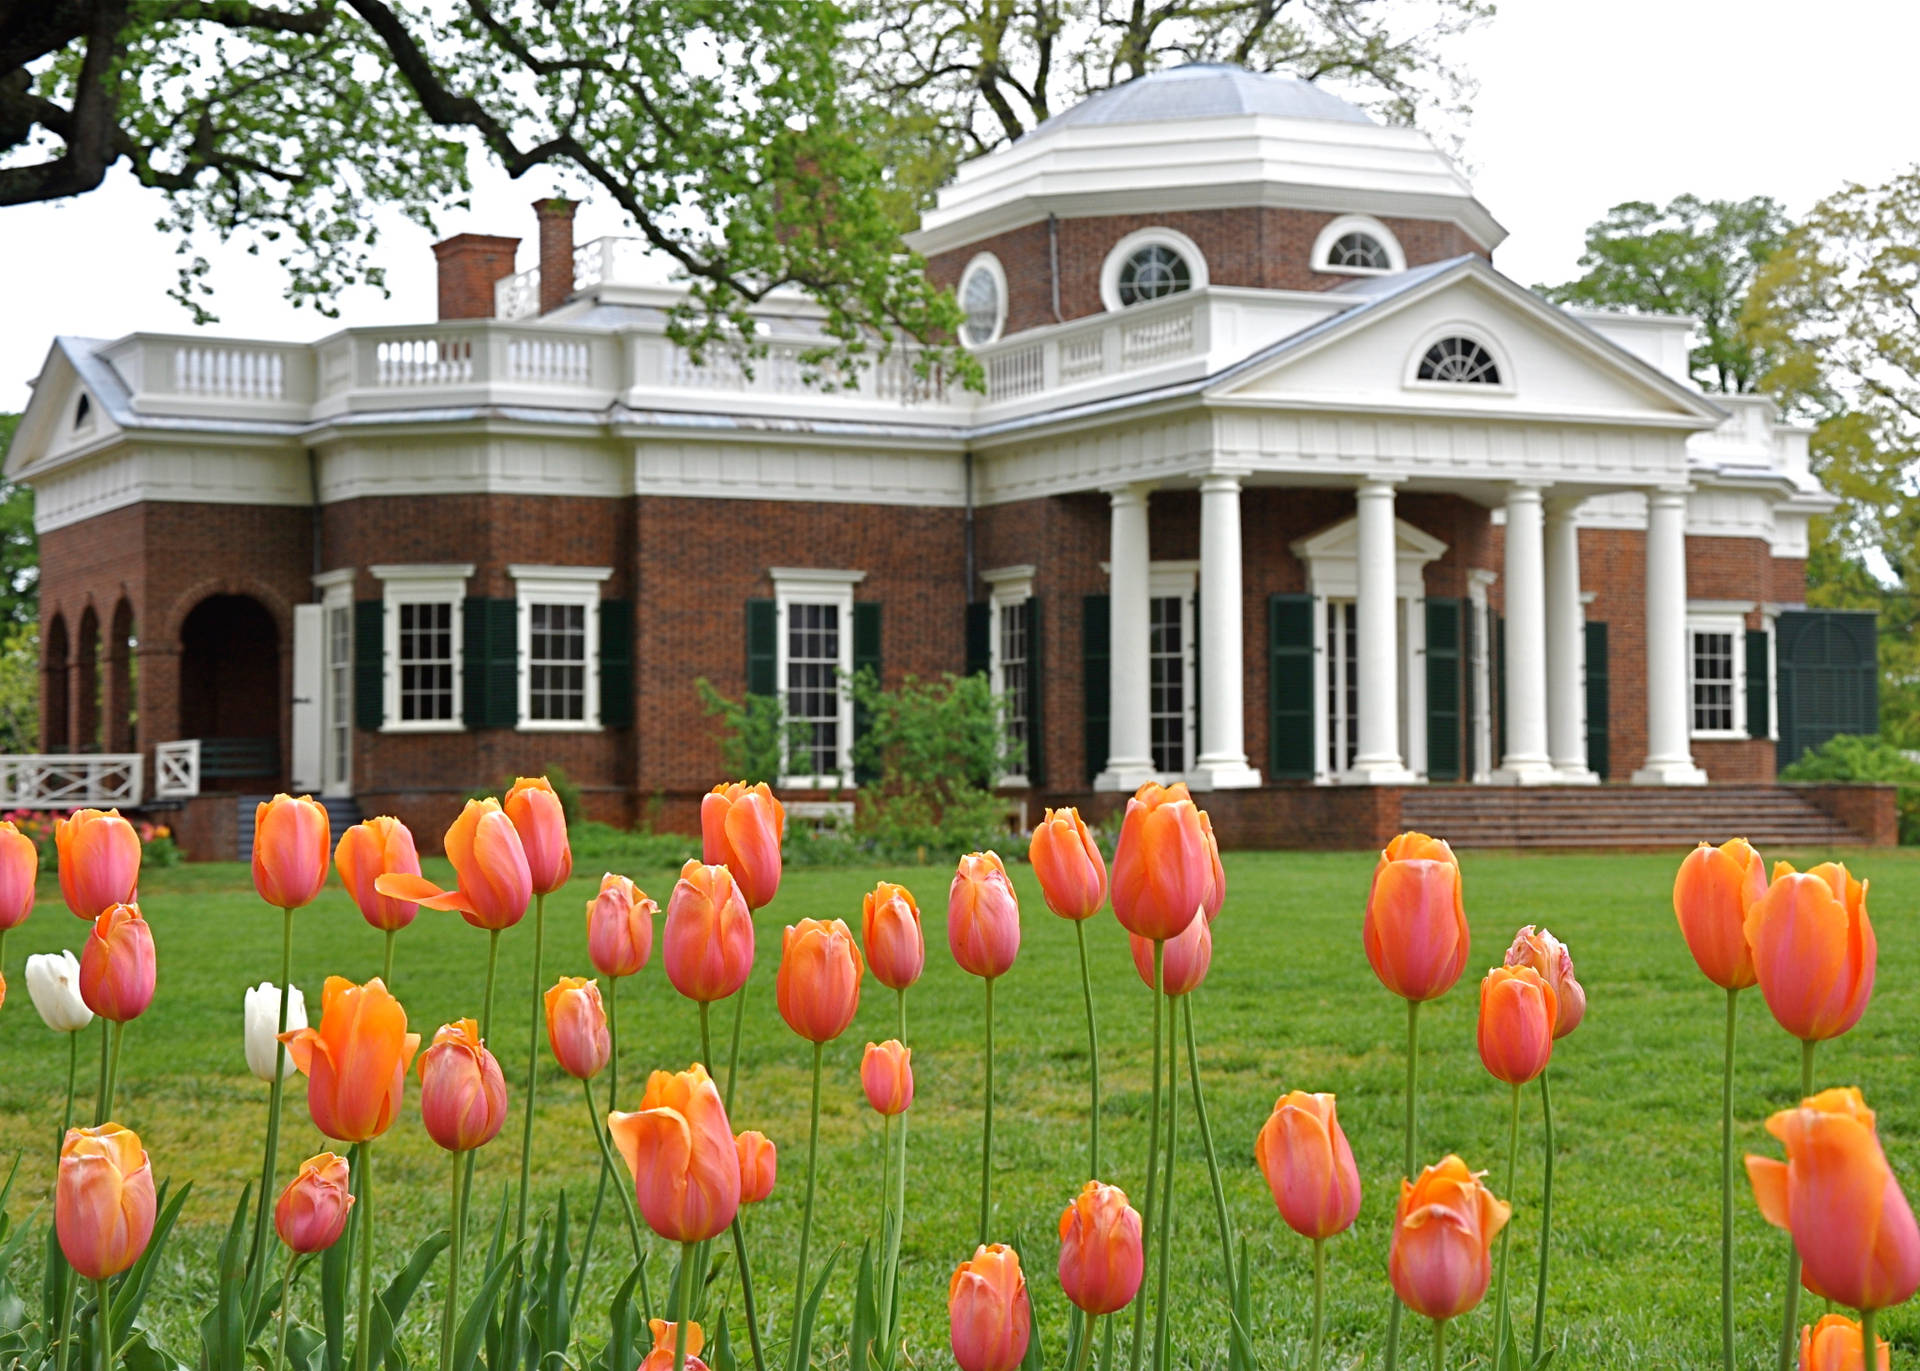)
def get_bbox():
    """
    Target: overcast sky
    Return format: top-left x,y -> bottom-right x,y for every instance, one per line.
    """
2,0 -> 1913,412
